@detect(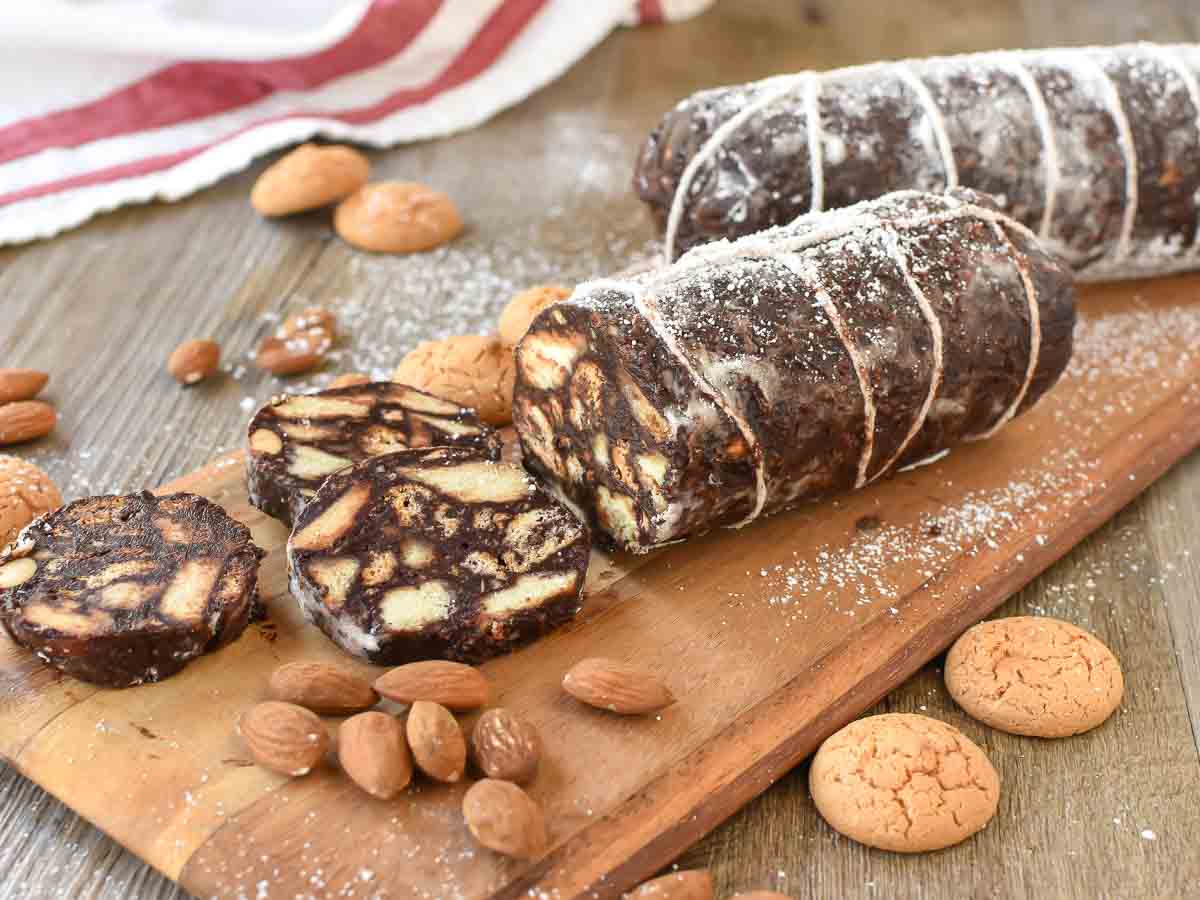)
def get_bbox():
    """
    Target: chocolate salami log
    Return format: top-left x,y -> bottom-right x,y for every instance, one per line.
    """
287,447 -> 589,665
0,492 -> 264,687
513,189 -> 1075,553
247,381 -> 502,527
635,43 -> 1200,280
